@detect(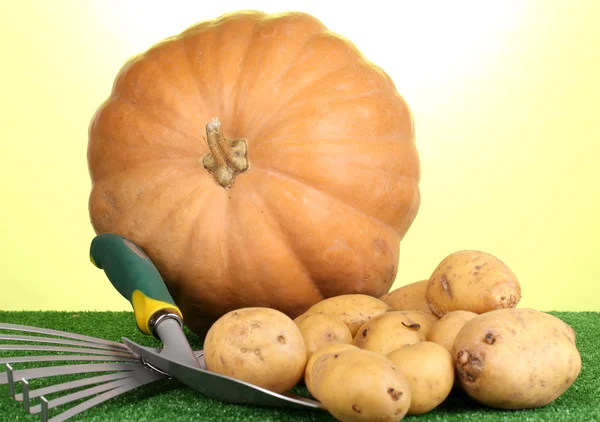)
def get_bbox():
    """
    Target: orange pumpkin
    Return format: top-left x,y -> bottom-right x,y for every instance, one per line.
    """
87,10 -> 421,334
